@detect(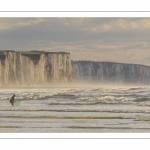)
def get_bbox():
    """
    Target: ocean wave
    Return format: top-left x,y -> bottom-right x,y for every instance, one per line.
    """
0,87 -> 150,107
0,97 -> 8,100
53,93 -> 75,97
49,101 -> 101,105
135,116 -> 150,121
13,92 -> 76,100
128,87 -> 140,90
1,93 -> 147,105
134,97 -> 150,102
91,95 -> 136,102
0,108 -> 150,114
138,102 -> 150,106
